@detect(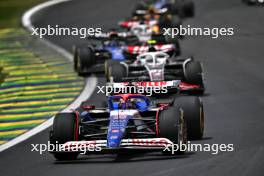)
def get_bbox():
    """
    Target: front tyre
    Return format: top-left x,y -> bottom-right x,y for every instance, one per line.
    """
76,46 -> 95,76
184,61 -> 204,91
107,62 -> 127,82
158,106 -> 187,155
50,113 -> 79,160
171,0 -> 195,18
183,0 -> 195,17
174,96 -> 204,140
